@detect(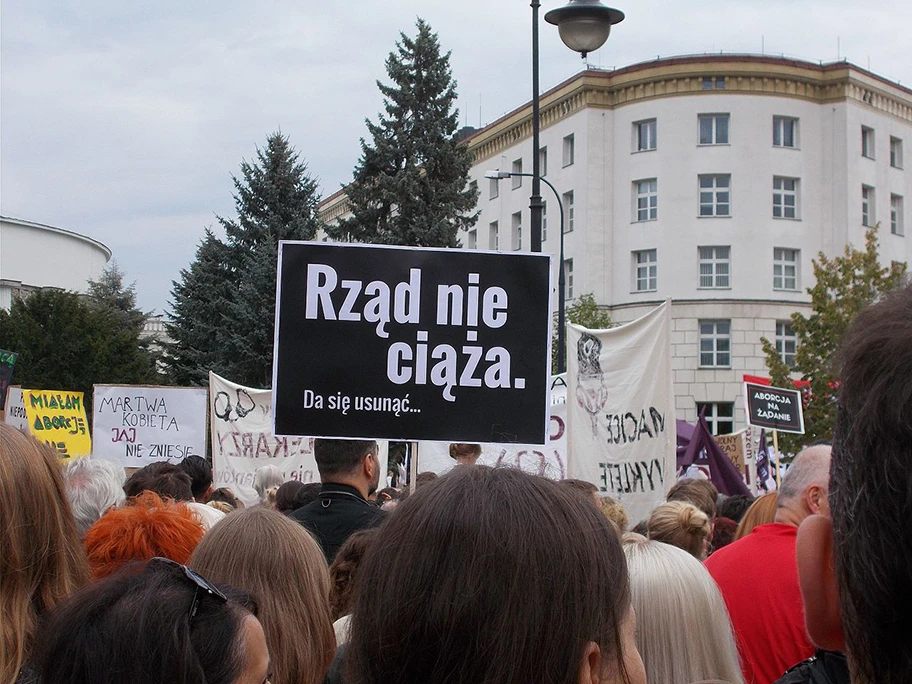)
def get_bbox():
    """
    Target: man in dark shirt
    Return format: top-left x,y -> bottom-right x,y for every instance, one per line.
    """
291,438 -> 385,562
